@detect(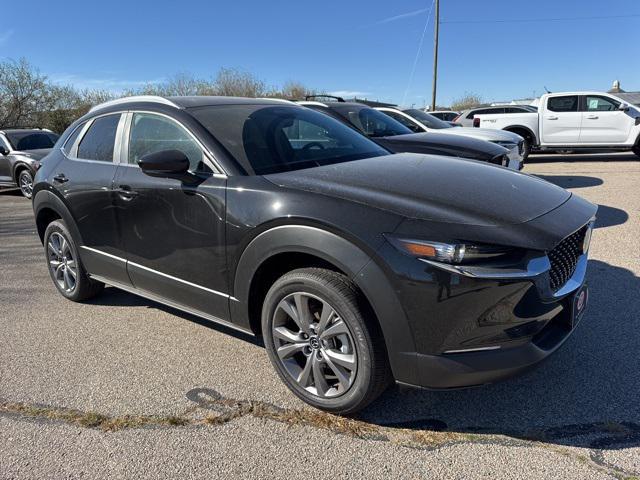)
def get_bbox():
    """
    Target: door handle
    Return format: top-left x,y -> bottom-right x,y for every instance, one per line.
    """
546,116 -> 559,120
115,185 -> 139,200
53,173 -> 68,183
586,115 -> 599,119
